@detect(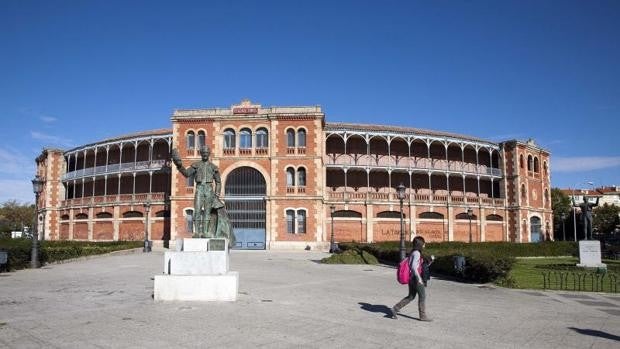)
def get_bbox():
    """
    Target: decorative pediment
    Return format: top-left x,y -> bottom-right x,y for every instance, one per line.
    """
232,99 -> 260,115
